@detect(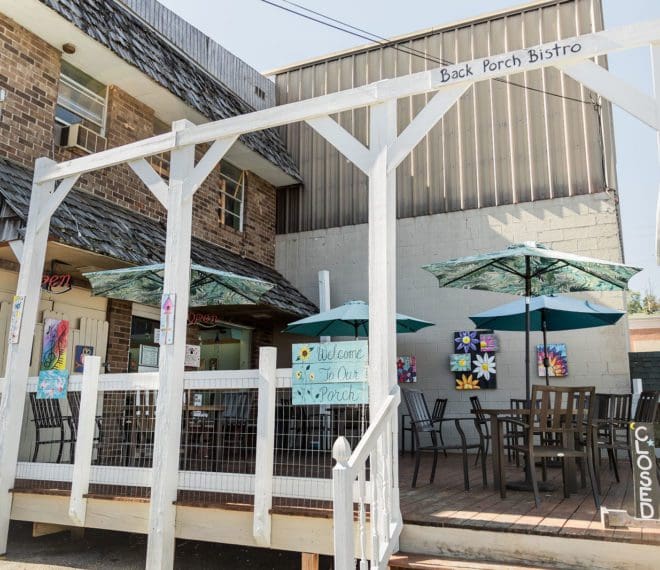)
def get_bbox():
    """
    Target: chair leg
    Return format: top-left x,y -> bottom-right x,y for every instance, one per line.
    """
474,443 -> 481,466
430,449 -> 438,484
412,449 -> 422,488
480,439 -> 488,488
610,449 -> 620,483
498,436 -> 507,499
32,438 -> 40,463
528,455 -> 541,508
561,458 -> 570,499
438,425 -> 447,458
587,450 -> 601,510
55,427 -> 65,464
